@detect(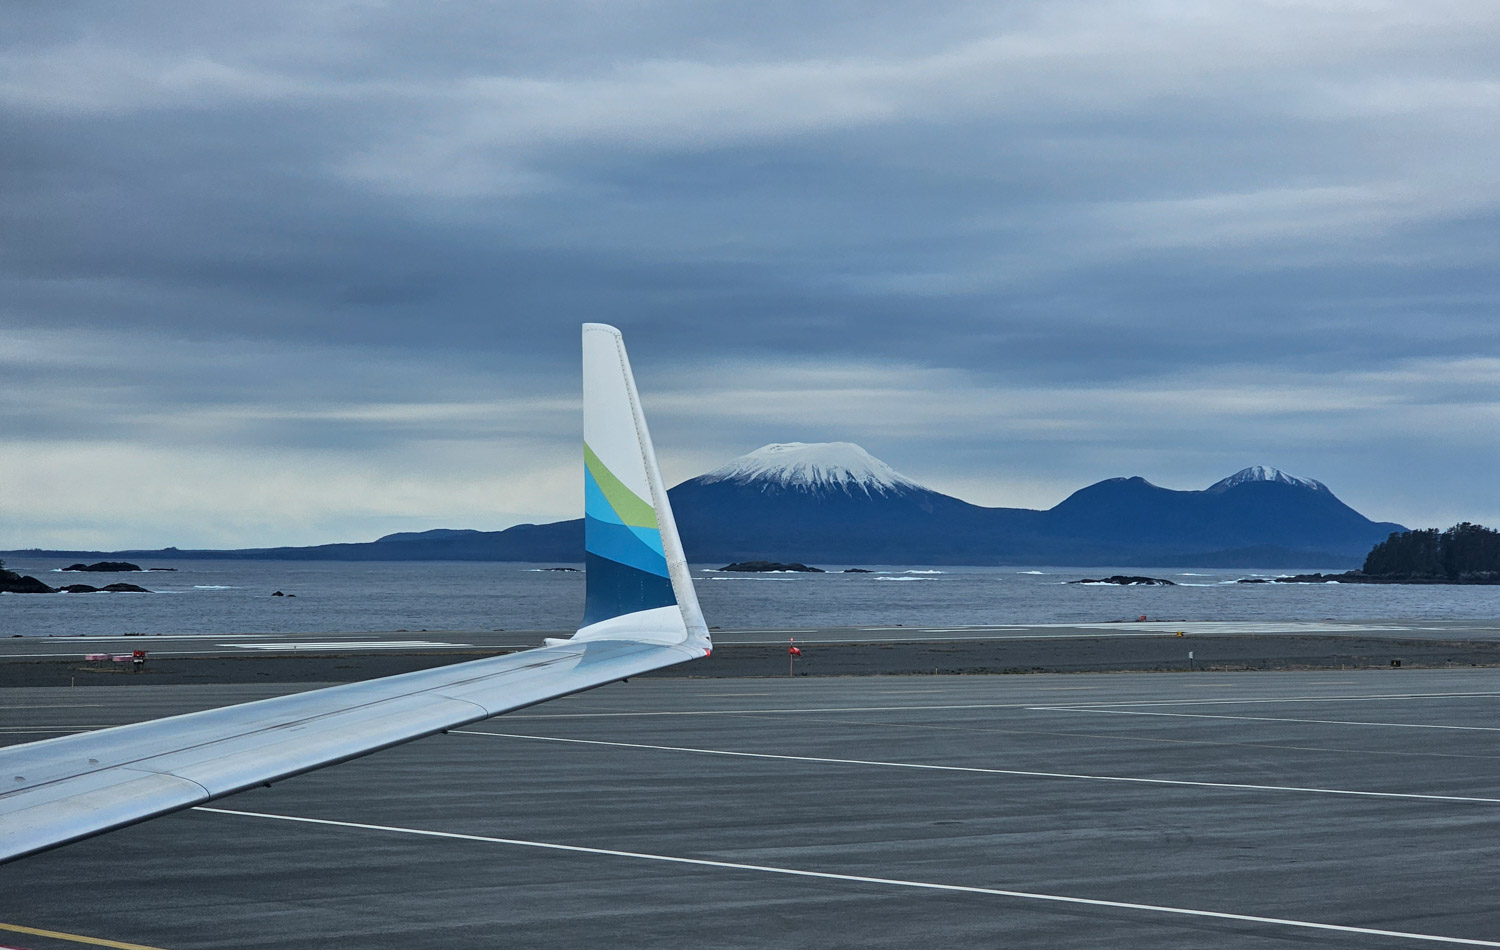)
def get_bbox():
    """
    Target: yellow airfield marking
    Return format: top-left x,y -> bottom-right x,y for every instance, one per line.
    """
0,922 -> 170,950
